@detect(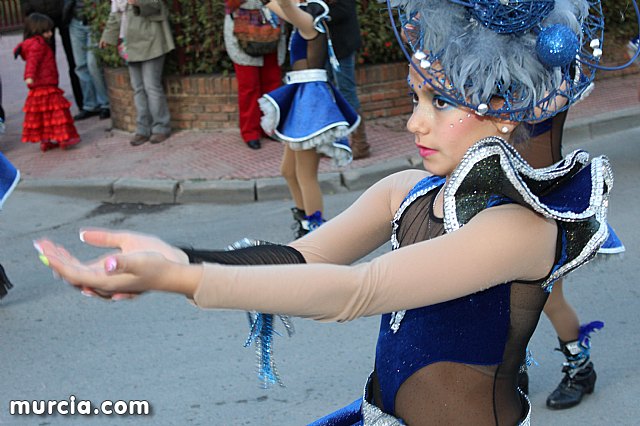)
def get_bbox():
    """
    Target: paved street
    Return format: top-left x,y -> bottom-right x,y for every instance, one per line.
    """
1,125 -> 639,425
